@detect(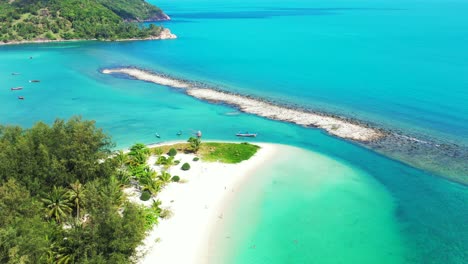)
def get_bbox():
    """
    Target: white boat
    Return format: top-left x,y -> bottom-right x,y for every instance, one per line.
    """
236,132 -> 257,137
